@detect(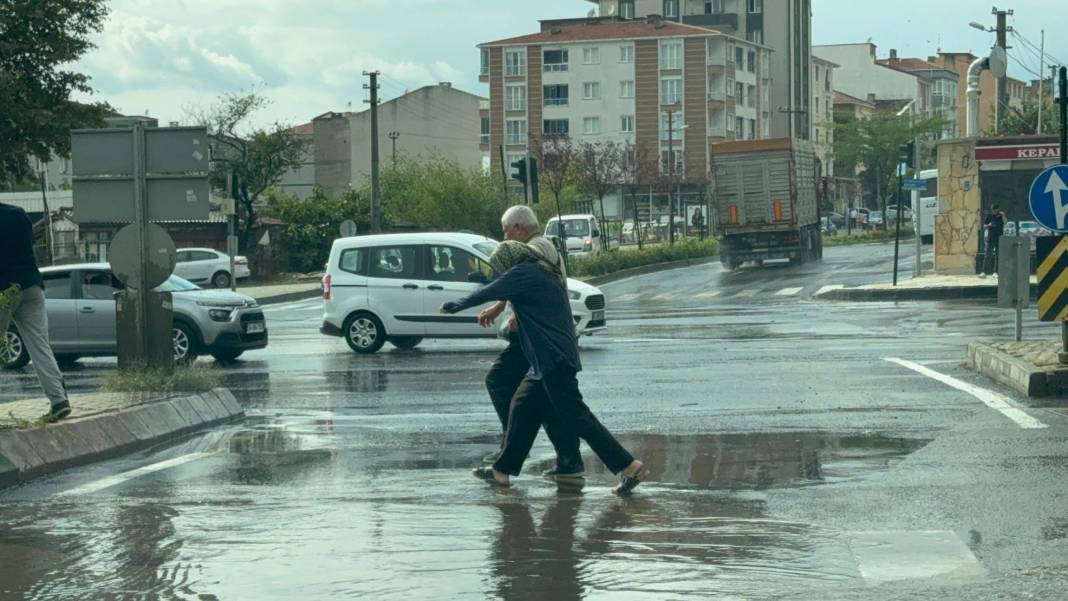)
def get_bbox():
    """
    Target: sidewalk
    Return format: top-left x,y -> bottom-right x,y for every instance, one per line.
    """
0,389 -> 244,488
967,341 -> 1068,398
817,273 -> 1036,301
236,281 -> 321,305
